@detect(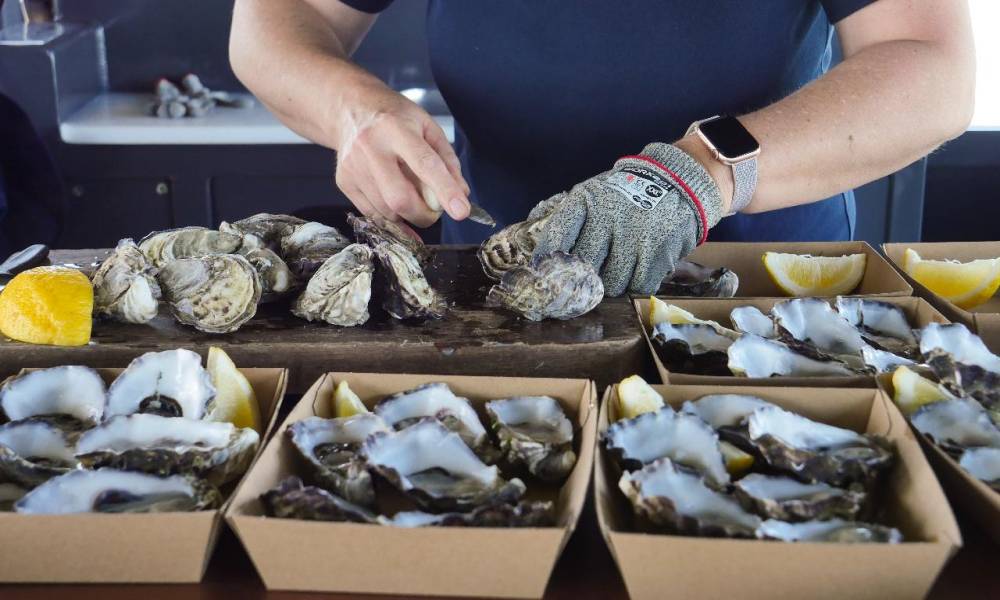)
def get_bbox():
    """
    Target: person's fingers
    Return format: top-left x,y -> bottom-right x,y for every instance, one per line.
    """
629,242 -> 675,296
394,124 -> 469,220
571,218 -> 611,277
351,166 -> 398,223
423,121 -> 470,195
533,198 -> 586,257
339,179 -> 378,220
361,150 -> 439,228
601,234 -> 639,297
